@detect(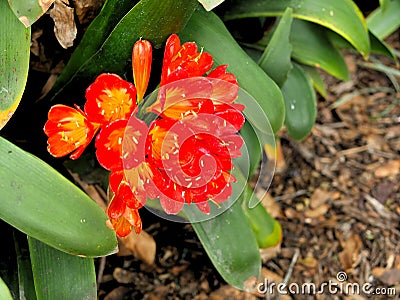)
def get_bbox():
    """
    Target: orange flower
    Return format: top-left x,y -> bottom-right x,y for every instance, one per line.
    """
85,73 -> 137,125
160,34 -> 213,86
145,113 -> 244,214
132,39 -> 152,102
44,104 -> 100,159
106,181 -> 142,237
